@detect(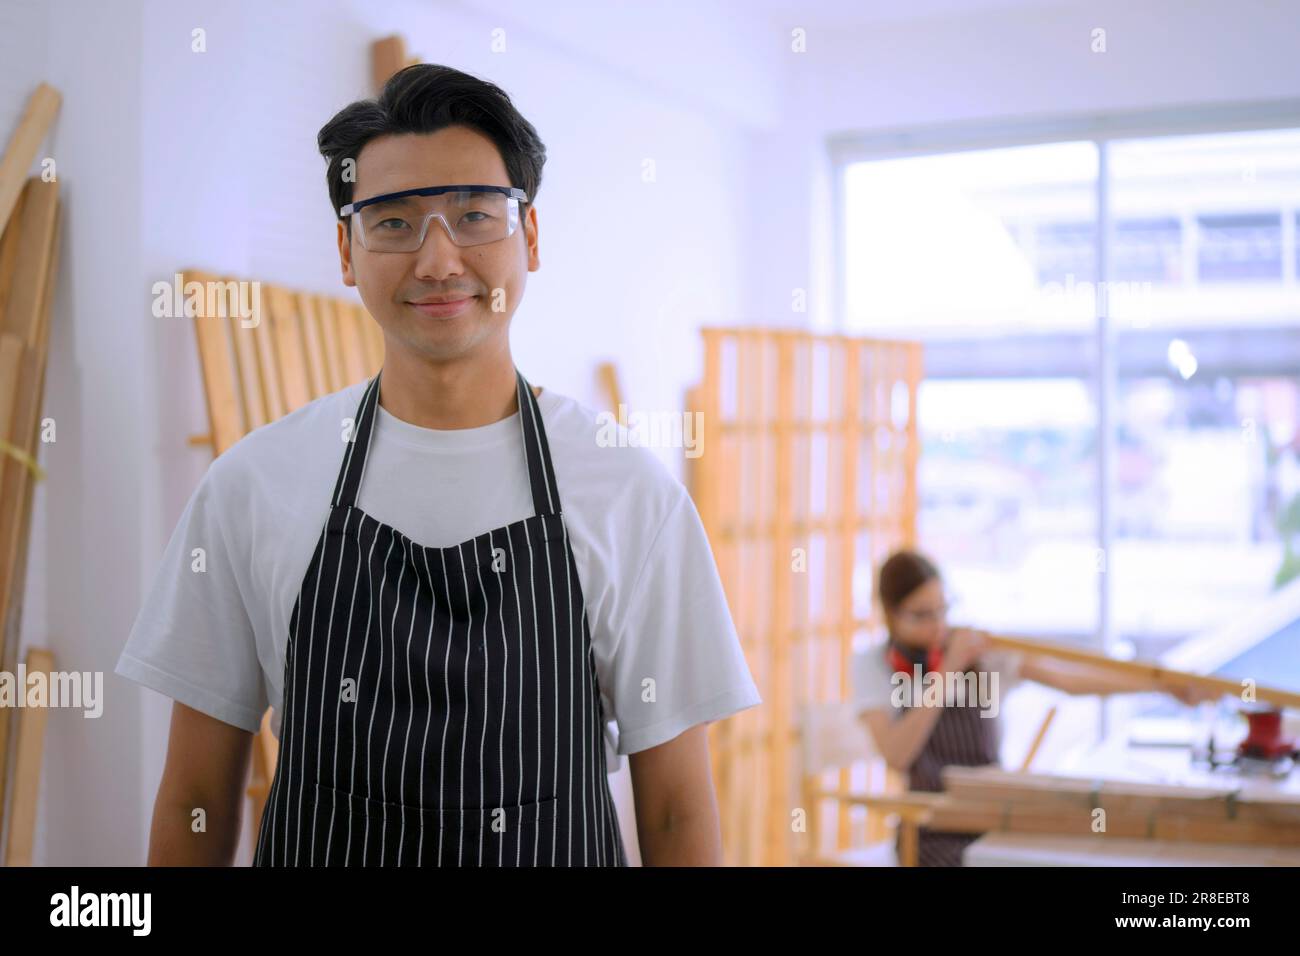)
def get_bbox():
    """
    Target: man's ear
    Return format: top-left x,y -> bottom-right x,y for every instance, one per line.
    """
525,204 -> 540,272
338,220 -> 356,287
